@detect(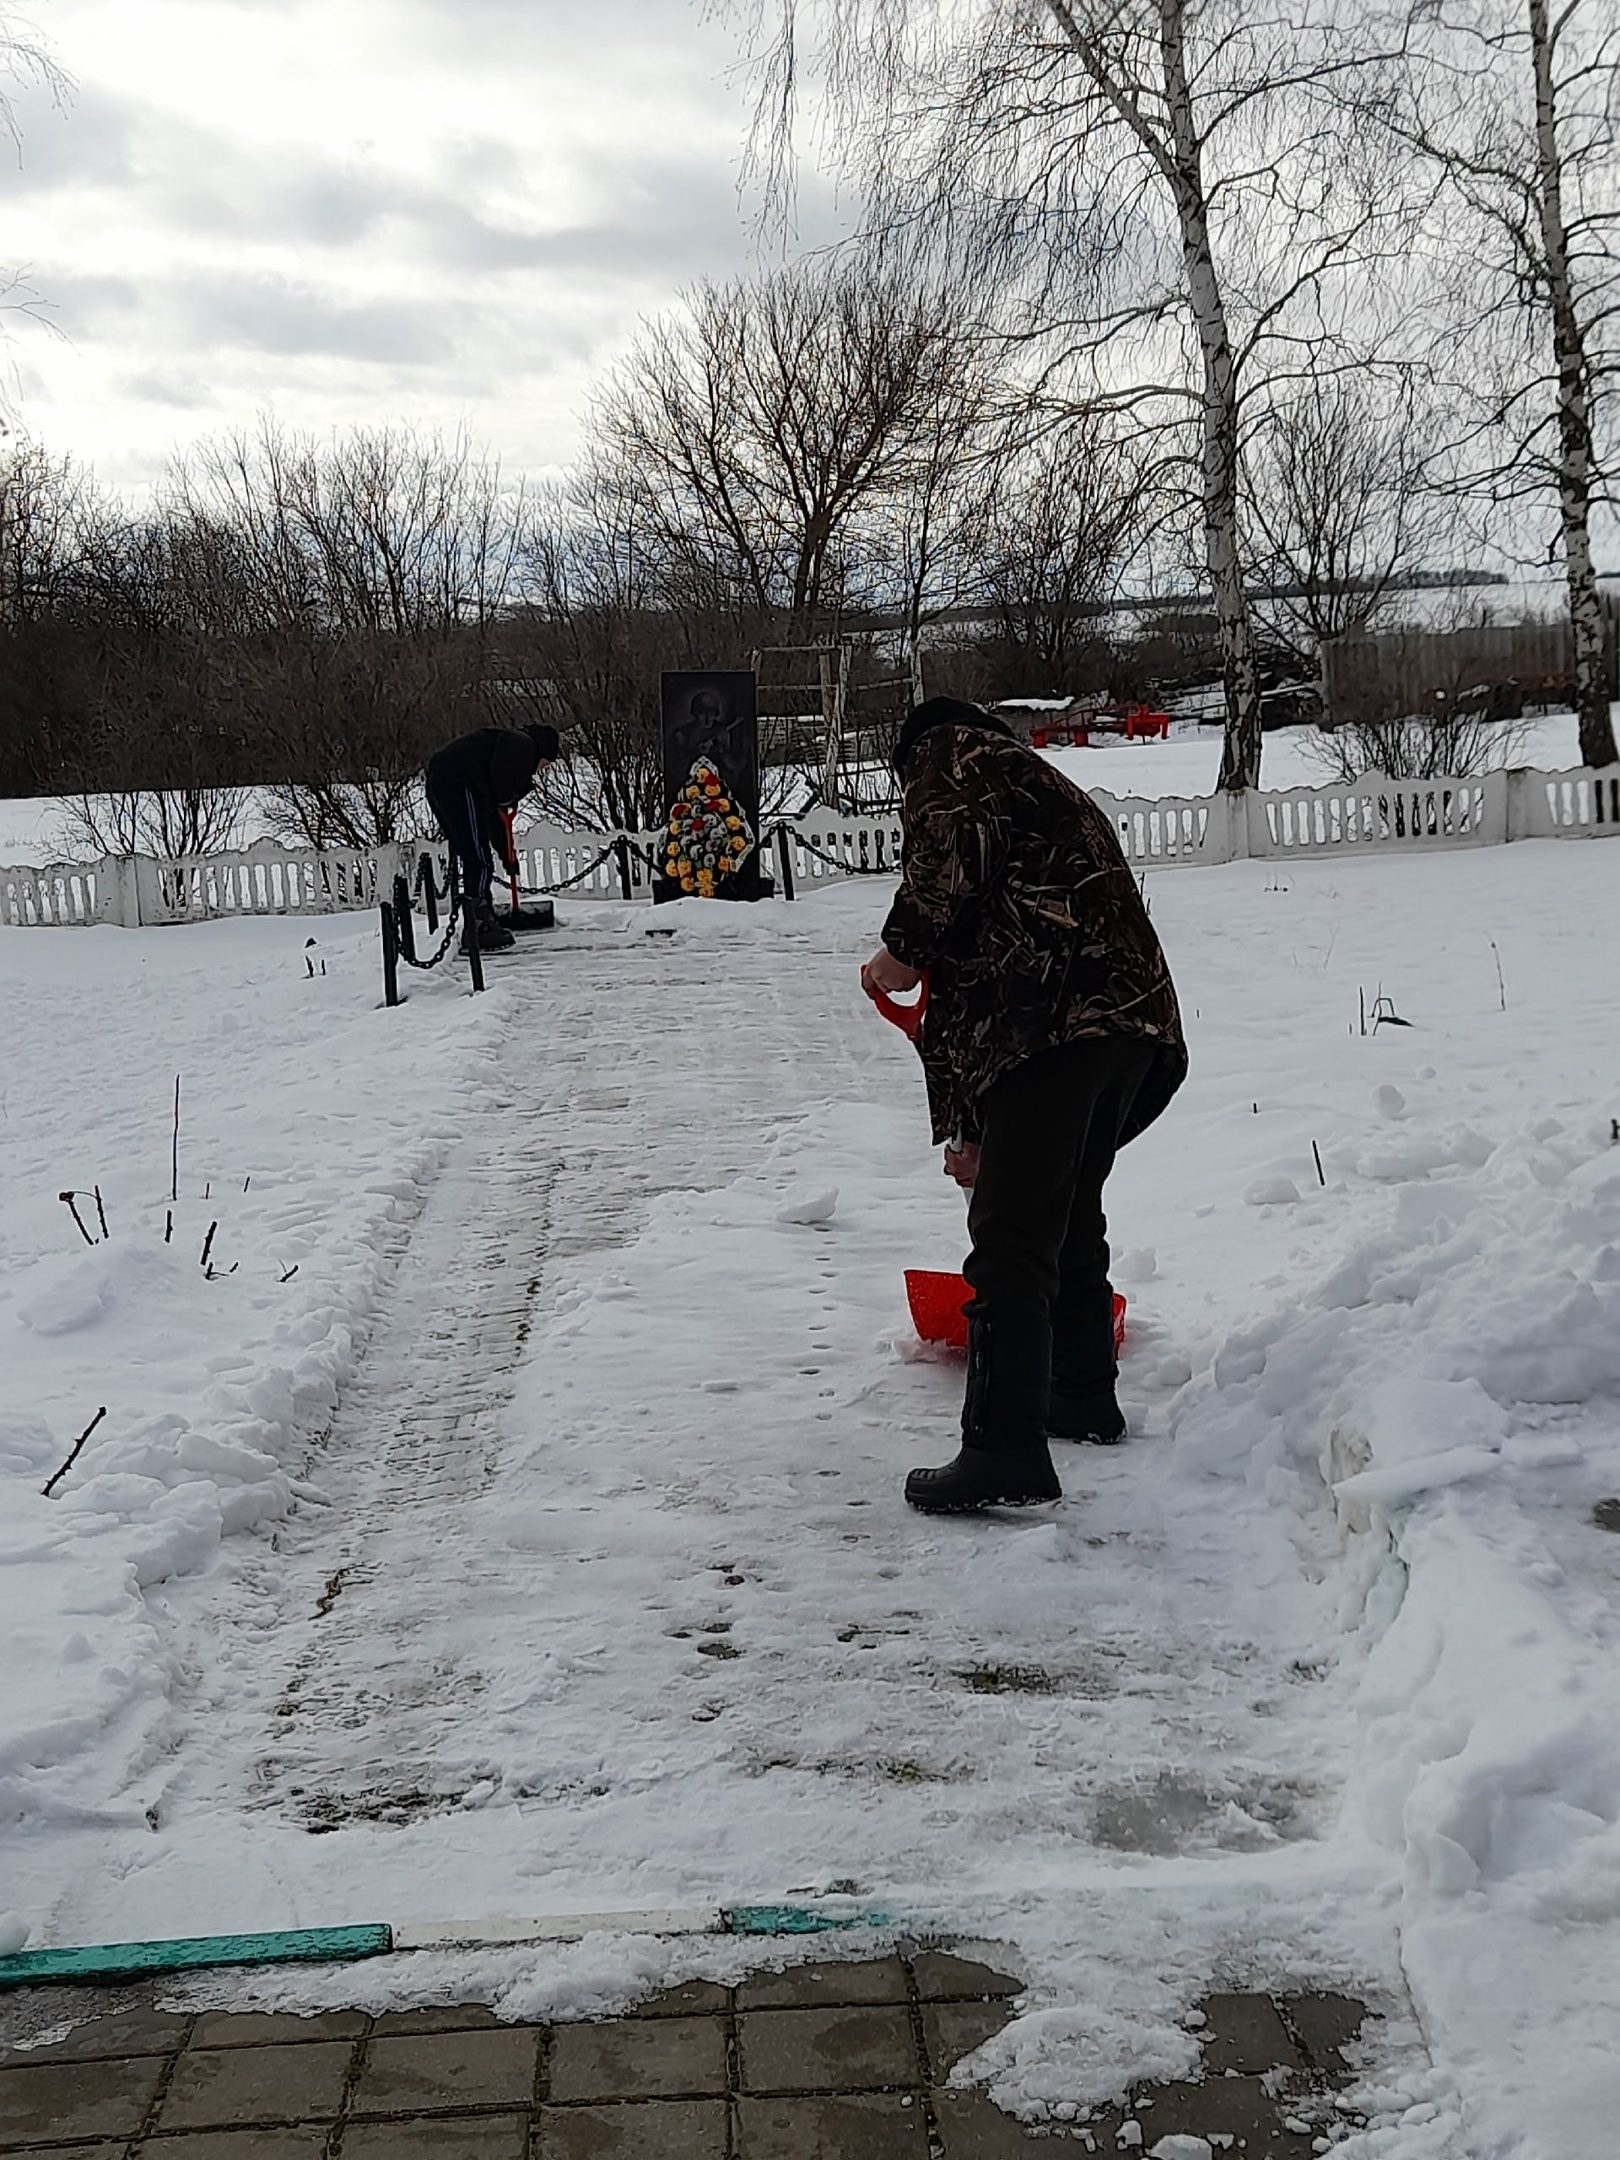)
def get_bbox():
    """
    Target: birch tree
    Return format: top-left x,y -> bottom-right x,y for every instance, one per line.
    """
729,0 -> 1397,789
1374,0 -> 1620,771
